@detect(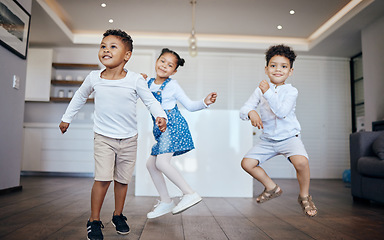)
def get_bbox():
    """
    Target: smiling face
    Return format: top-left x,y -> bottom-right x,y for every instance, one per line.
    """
265,55 -> 293,86
155,52 -> 178,80
98,35 -> 131,69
